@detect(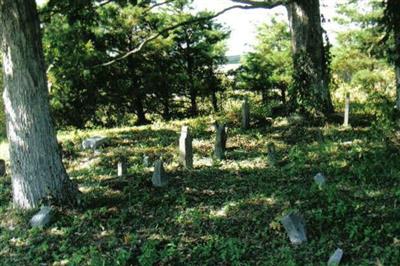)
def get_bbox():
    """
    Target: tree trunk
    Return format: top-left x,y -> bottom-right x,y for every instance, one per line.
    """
0,0 -> 78,209
162,99 -> 171,120
211,89 -> 219,112
261,89 -> 268,104
189,89 -> 198,117
133,95 -> 149,125
395,24 -> 400,110
286,0 -> 333,114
